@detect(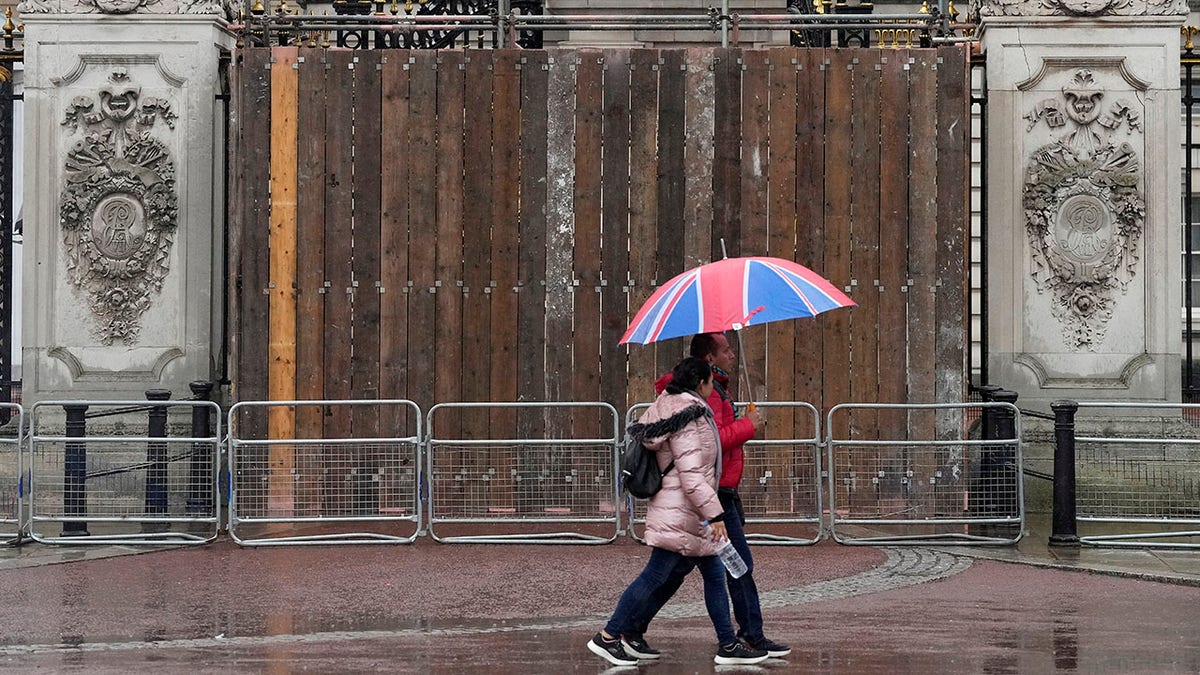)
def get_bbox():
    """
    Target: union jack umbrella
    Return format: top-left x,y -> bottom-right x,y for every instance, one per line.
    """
620,256 -> 856,345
